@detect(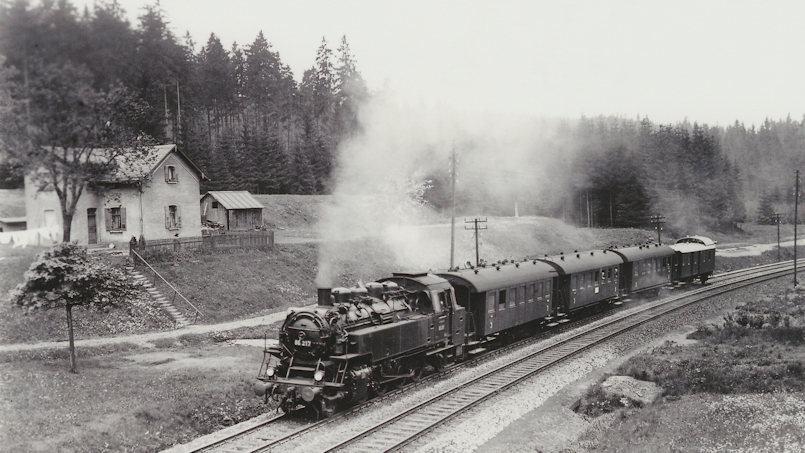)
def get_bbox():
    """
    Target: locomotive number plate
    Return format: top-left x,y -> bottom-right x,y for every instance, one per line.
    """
294,339 -> 312,347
